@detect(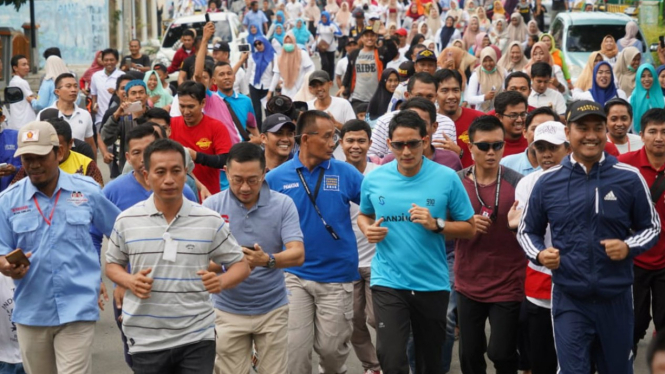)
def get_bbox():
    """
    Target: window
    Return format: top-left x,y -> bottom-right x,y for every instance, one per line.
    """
162,20 -> 234,49
551,19 -> 563,50
566,24 -> 646,53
